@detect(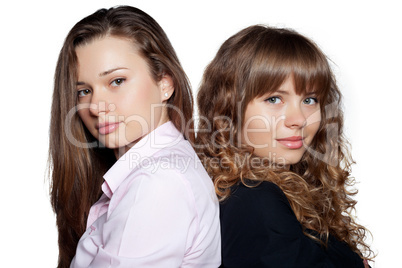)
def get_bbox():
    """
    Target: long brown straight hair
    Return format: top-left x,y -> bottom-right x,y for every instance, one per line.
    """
49,6 -> 193,267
